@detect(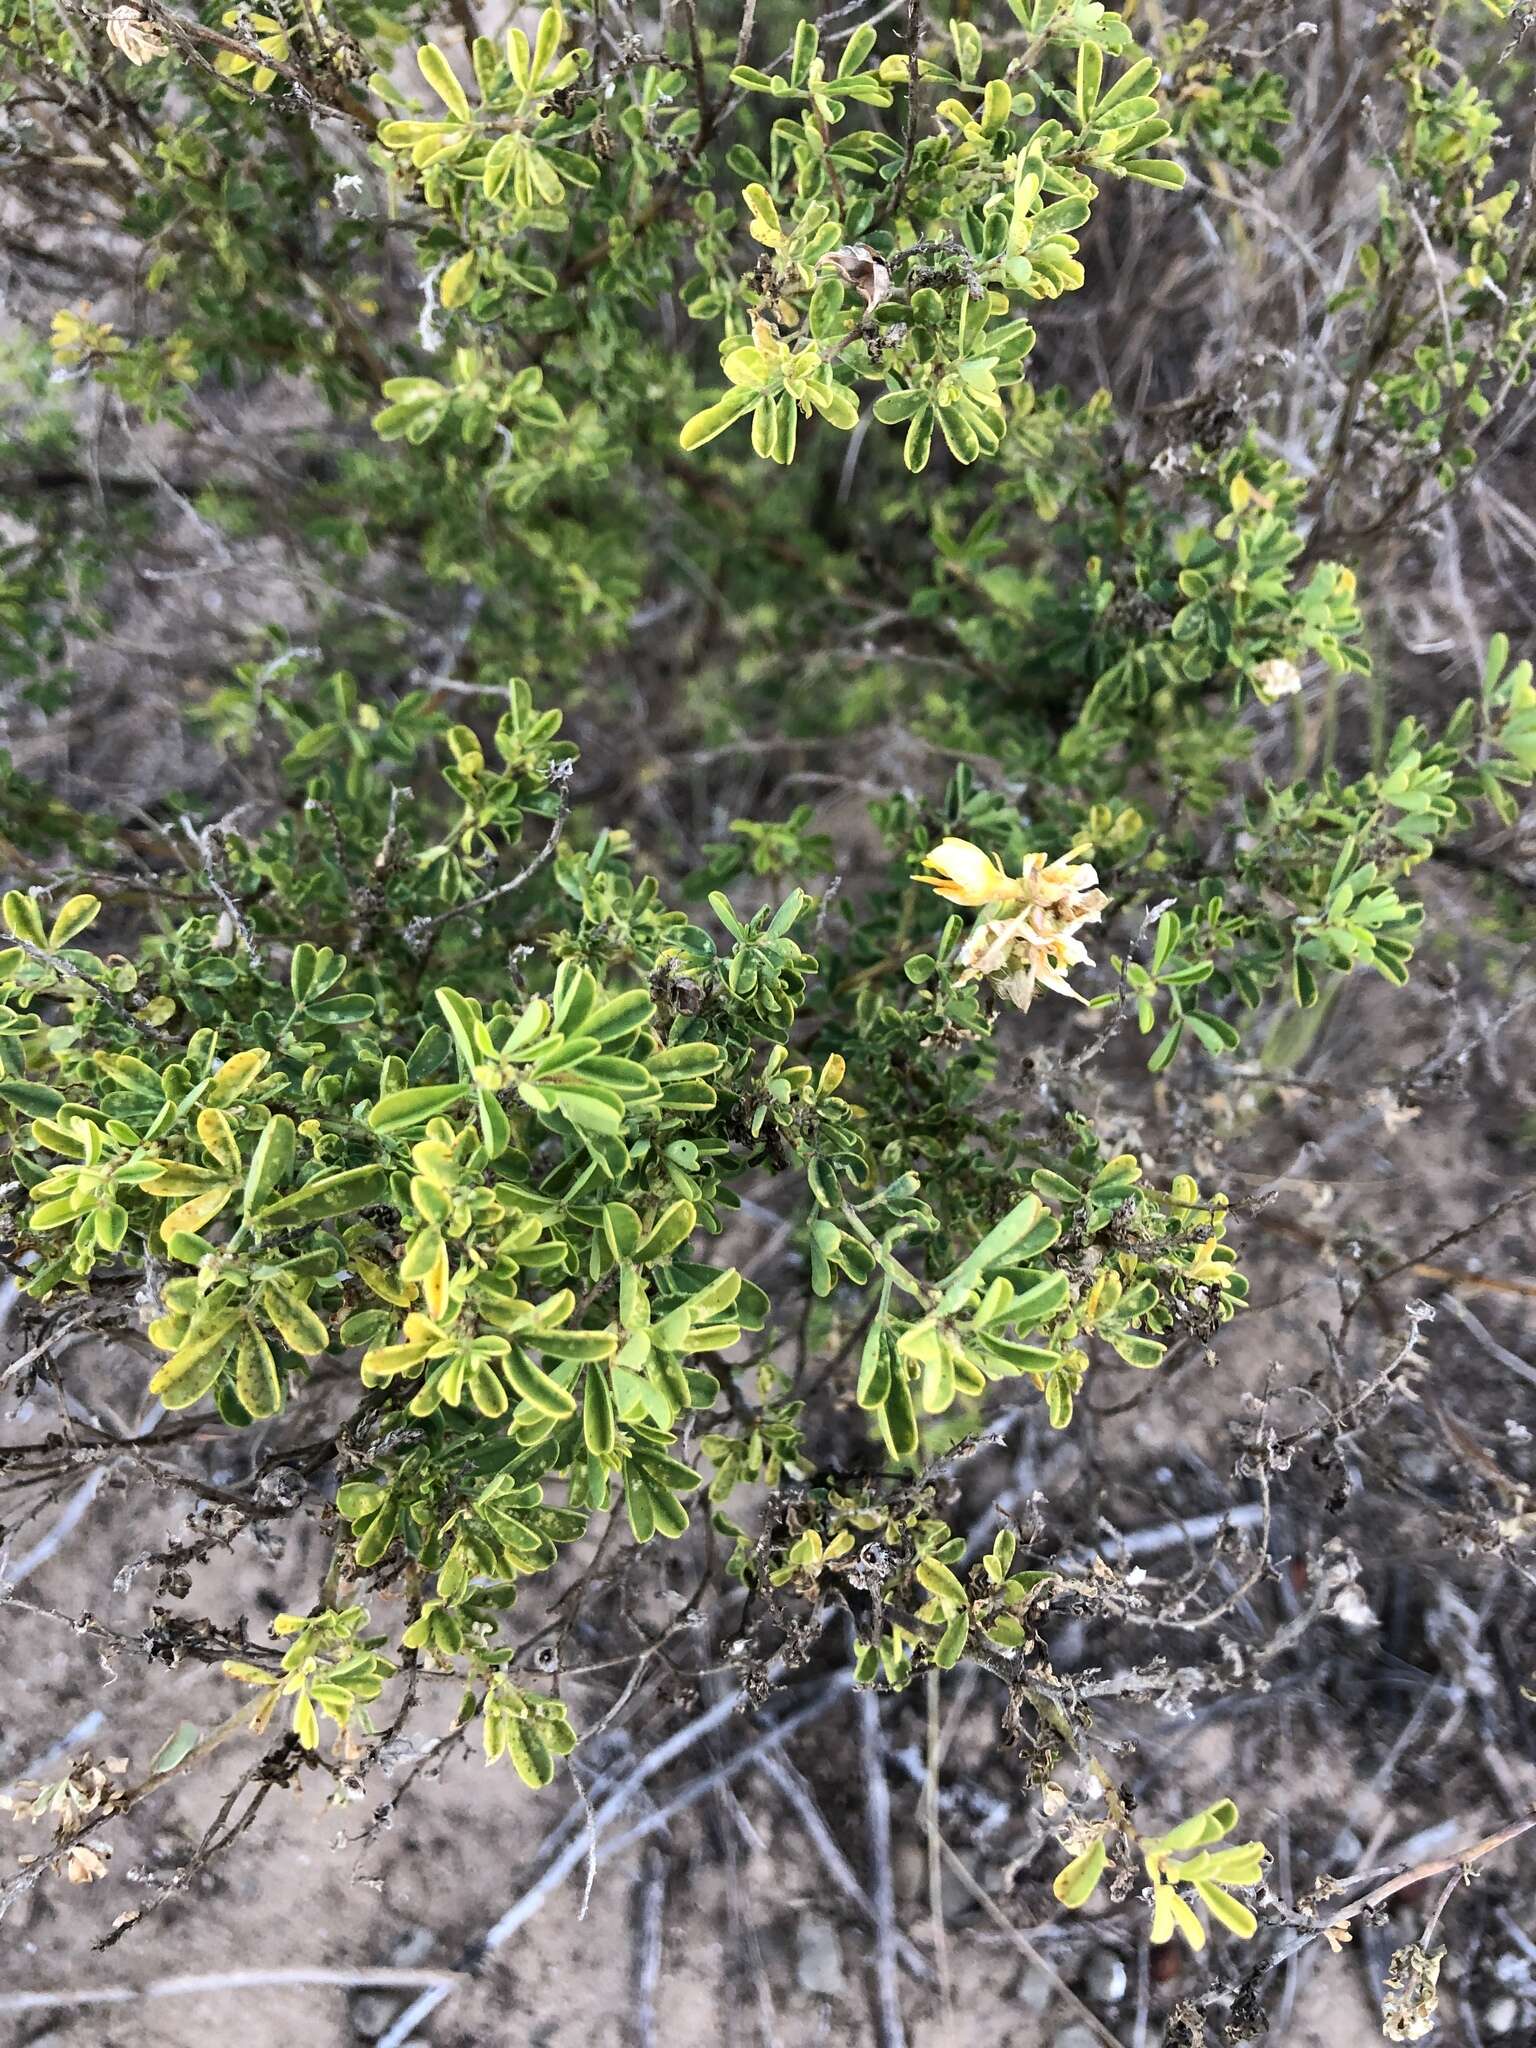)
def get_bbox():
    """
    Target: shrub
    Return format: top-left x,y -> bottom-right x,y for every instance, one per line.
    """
2,0 -> 1534,2030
